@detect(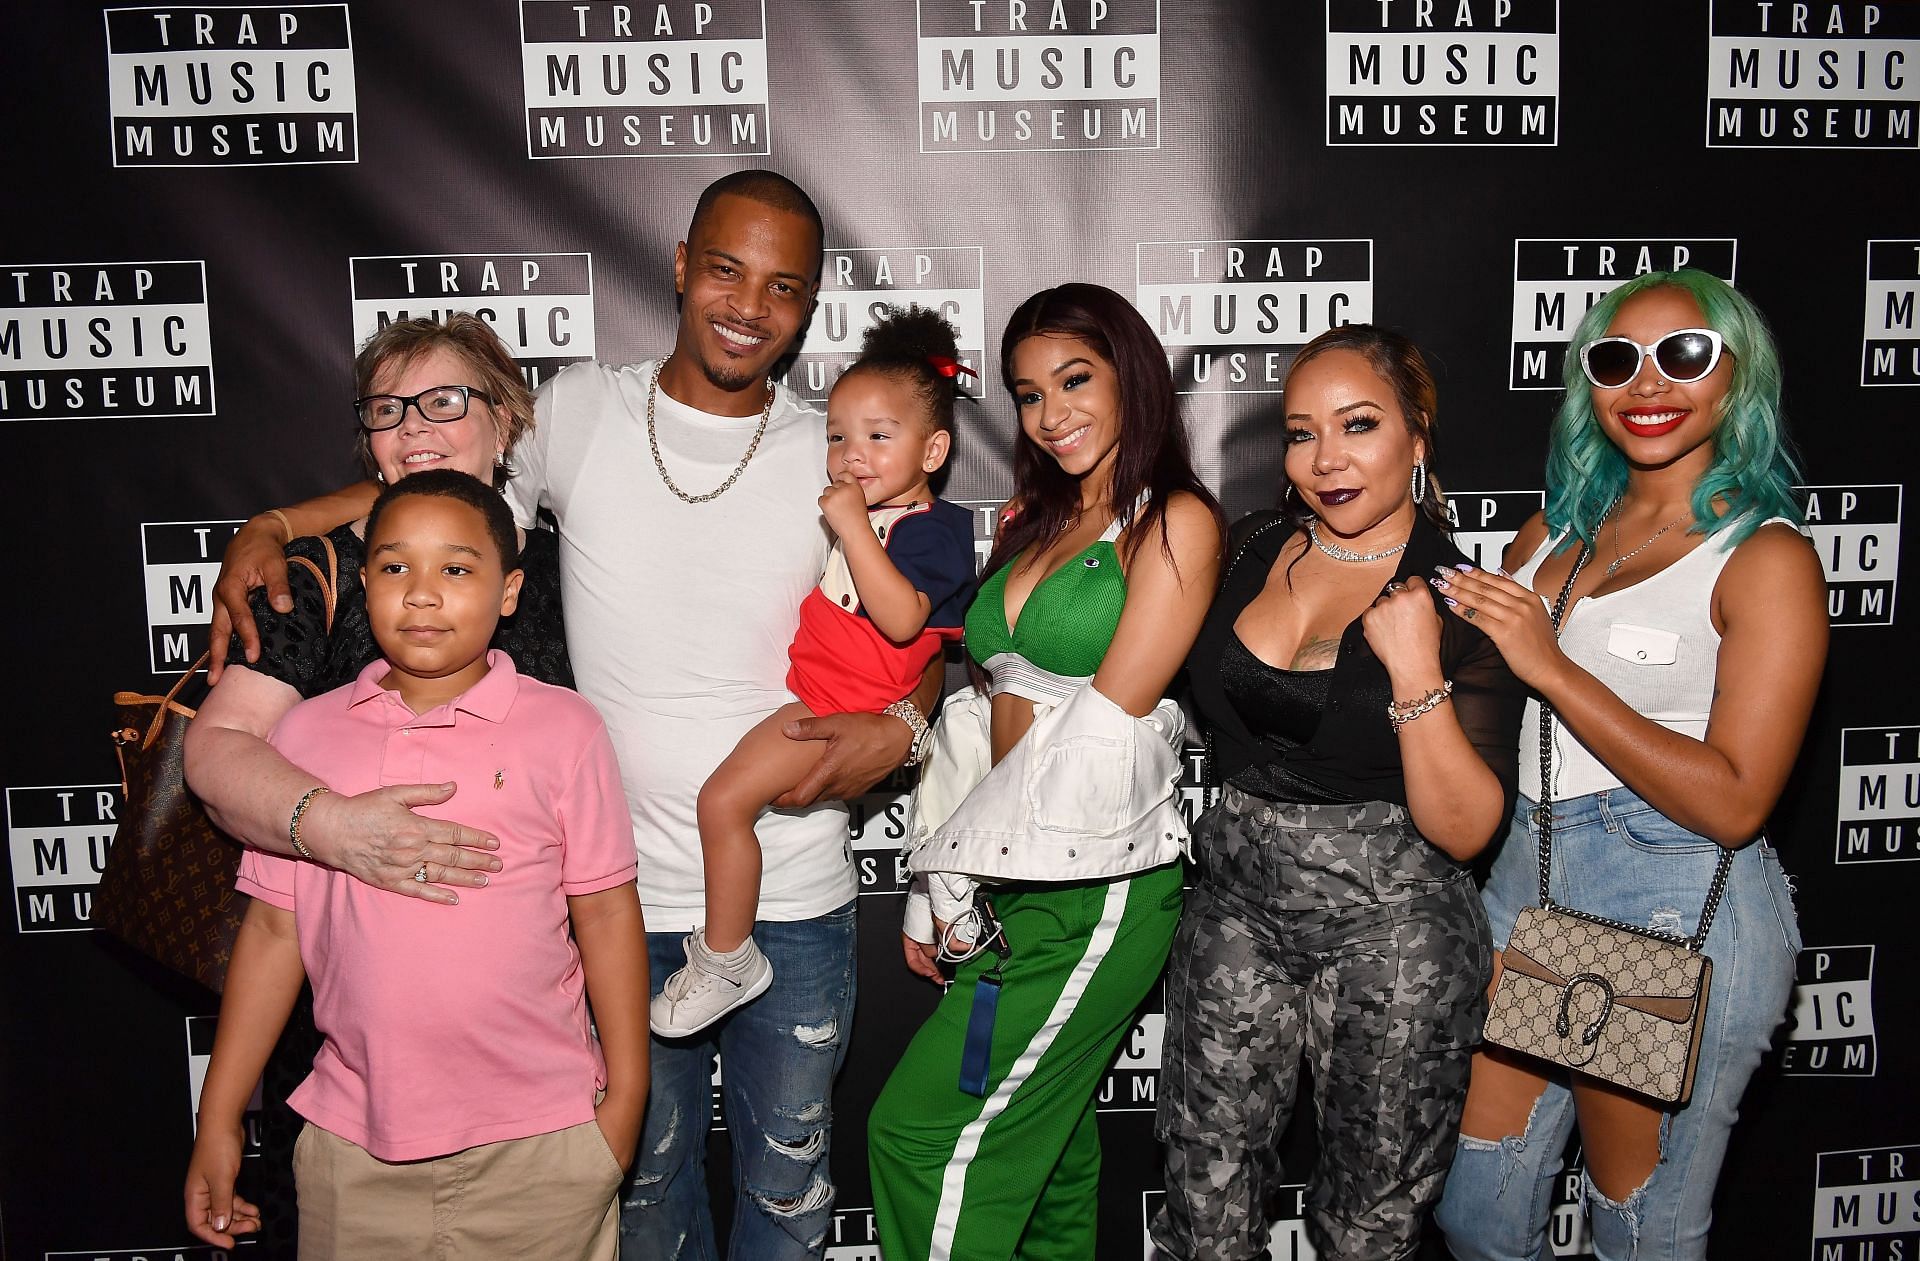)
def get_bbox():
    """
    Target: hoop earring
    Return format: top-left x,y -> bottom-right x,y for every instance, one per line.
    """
1410,460 -> 1428,506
